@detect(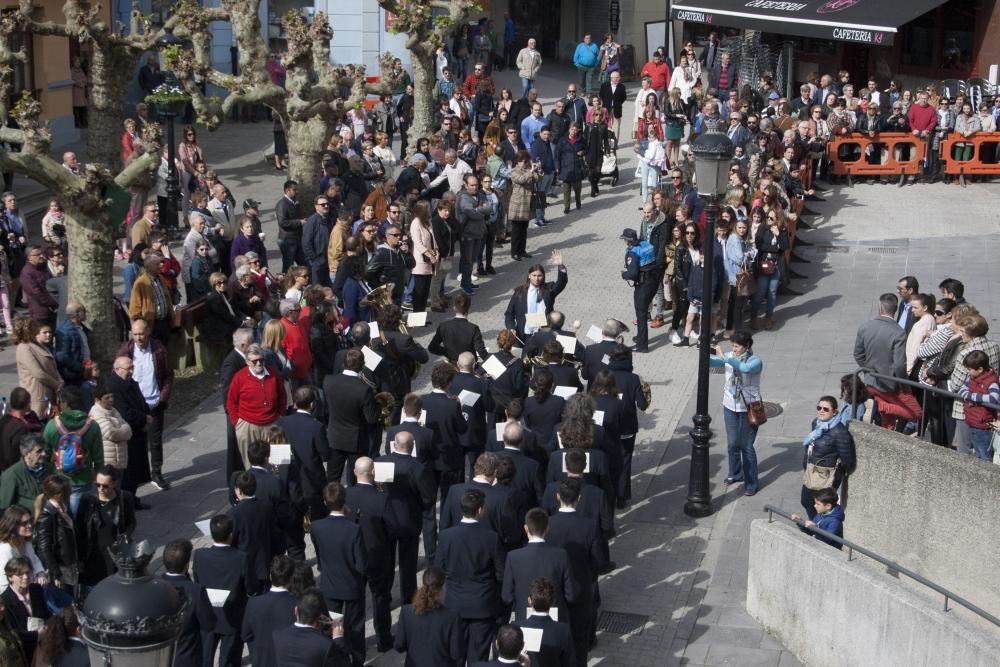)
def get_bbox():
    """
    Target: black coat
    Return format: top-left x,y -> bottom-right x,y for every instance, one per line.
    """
532,361 -> 582,394
218,347 -> 247,390
366,245 -> 415,302
374,452 -> 436,538
434,521 -> 506,619
488,350 -> 529,412
523,328 -> 585,362
1,584 -> 49,660
229,497 -> 283,595
323,373 -> 380,454
278,411 -> 331,519
371,330 -> 429,397
523,394 -> 566,454
421,391 -> 468,473
542,479 -> 613,538
272,624 -> 348,667
611,366 -> 647,435
504,269 -> 569,336
496,447 -> 543,509
582,339 -> 631,386
502,542 -> 575,622
0,415 -> 28,471
201,291 -> 243,341
242,589 -> 297,667
106,372 -> 149,429
517,614 -> 575,667
395,166 -> 424,202
428,317 -> 489,362
594,394 -> 626,446
441,479 -> 520,549
546,448 -> 615,511
547,510 -> 610,594
192,545 -> 247,636
310,514 -> 367,601
802,421 -> 856,485
599,80 -> 628,118
449,372 -> 493,453
75,491 -> 136,585
34,502 -> 77,581
345,482 -> 396,574
583,122 -> 610,175
394,604 -> 467,667
162,573 -> 216,667
555,136 -> 587,183
384,421 -> 436,469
